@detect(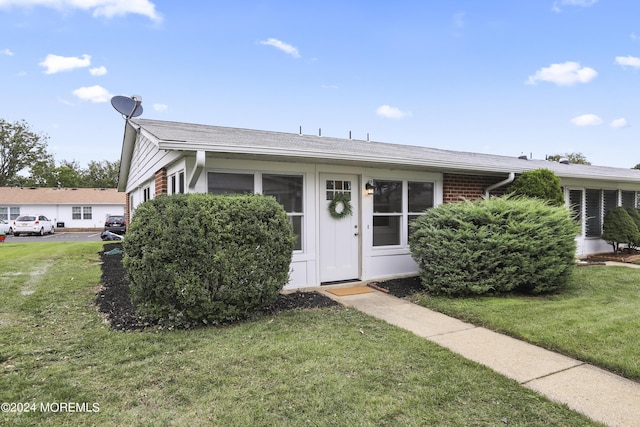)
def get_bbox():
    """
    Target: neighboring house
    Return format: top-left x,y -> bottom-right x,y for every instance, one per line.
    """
0,187 -> 125,230
117,118 -> 640,289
